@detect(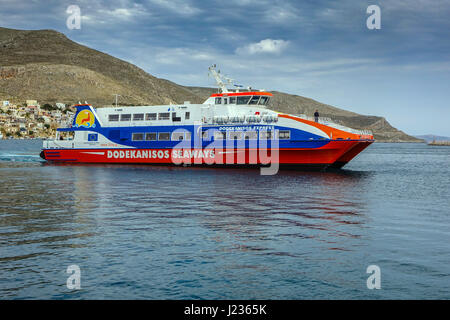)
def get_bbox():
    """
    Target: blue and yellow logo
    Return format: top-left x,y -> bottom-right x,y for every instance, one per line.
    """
74,110 -> 96,128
